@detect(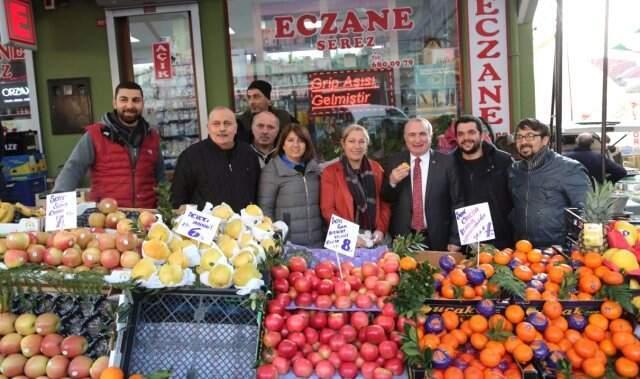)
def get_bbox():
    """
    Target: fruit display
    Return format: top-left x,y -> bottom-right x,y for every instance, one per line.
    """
0,293 -> 117,378
130,202 -> 281,292
0,202 -> 45,224
404,299 -> 640,378
270,253 -> 401,310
